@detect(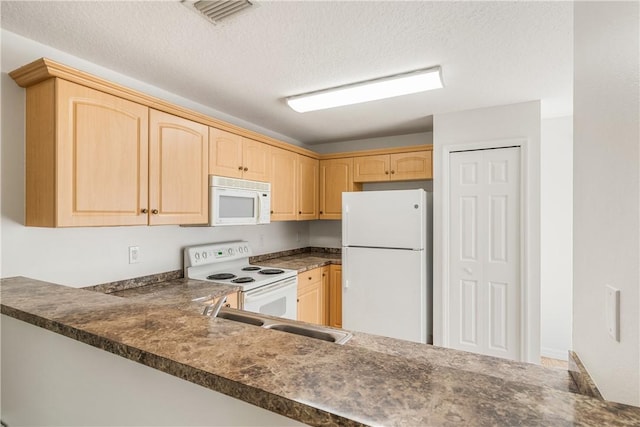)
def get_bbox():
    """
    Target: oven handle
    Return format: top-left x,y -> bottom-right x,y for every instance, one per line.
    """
243,276 -> 297,299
